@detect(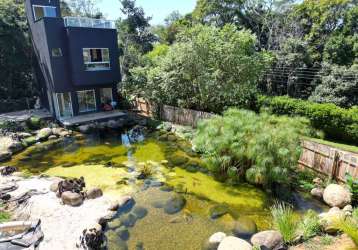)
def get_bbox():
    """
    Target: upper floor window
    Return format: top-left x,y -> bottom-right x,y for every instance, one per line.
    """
33,5 -> 57,21
83,48 -> 110,71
